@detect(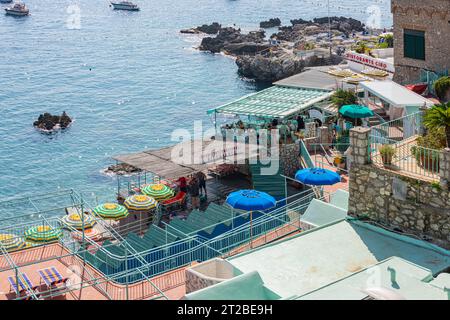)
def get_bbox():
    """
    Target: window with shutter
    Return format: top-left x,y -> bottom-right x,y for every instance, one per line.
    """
403,29 -> 425,60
